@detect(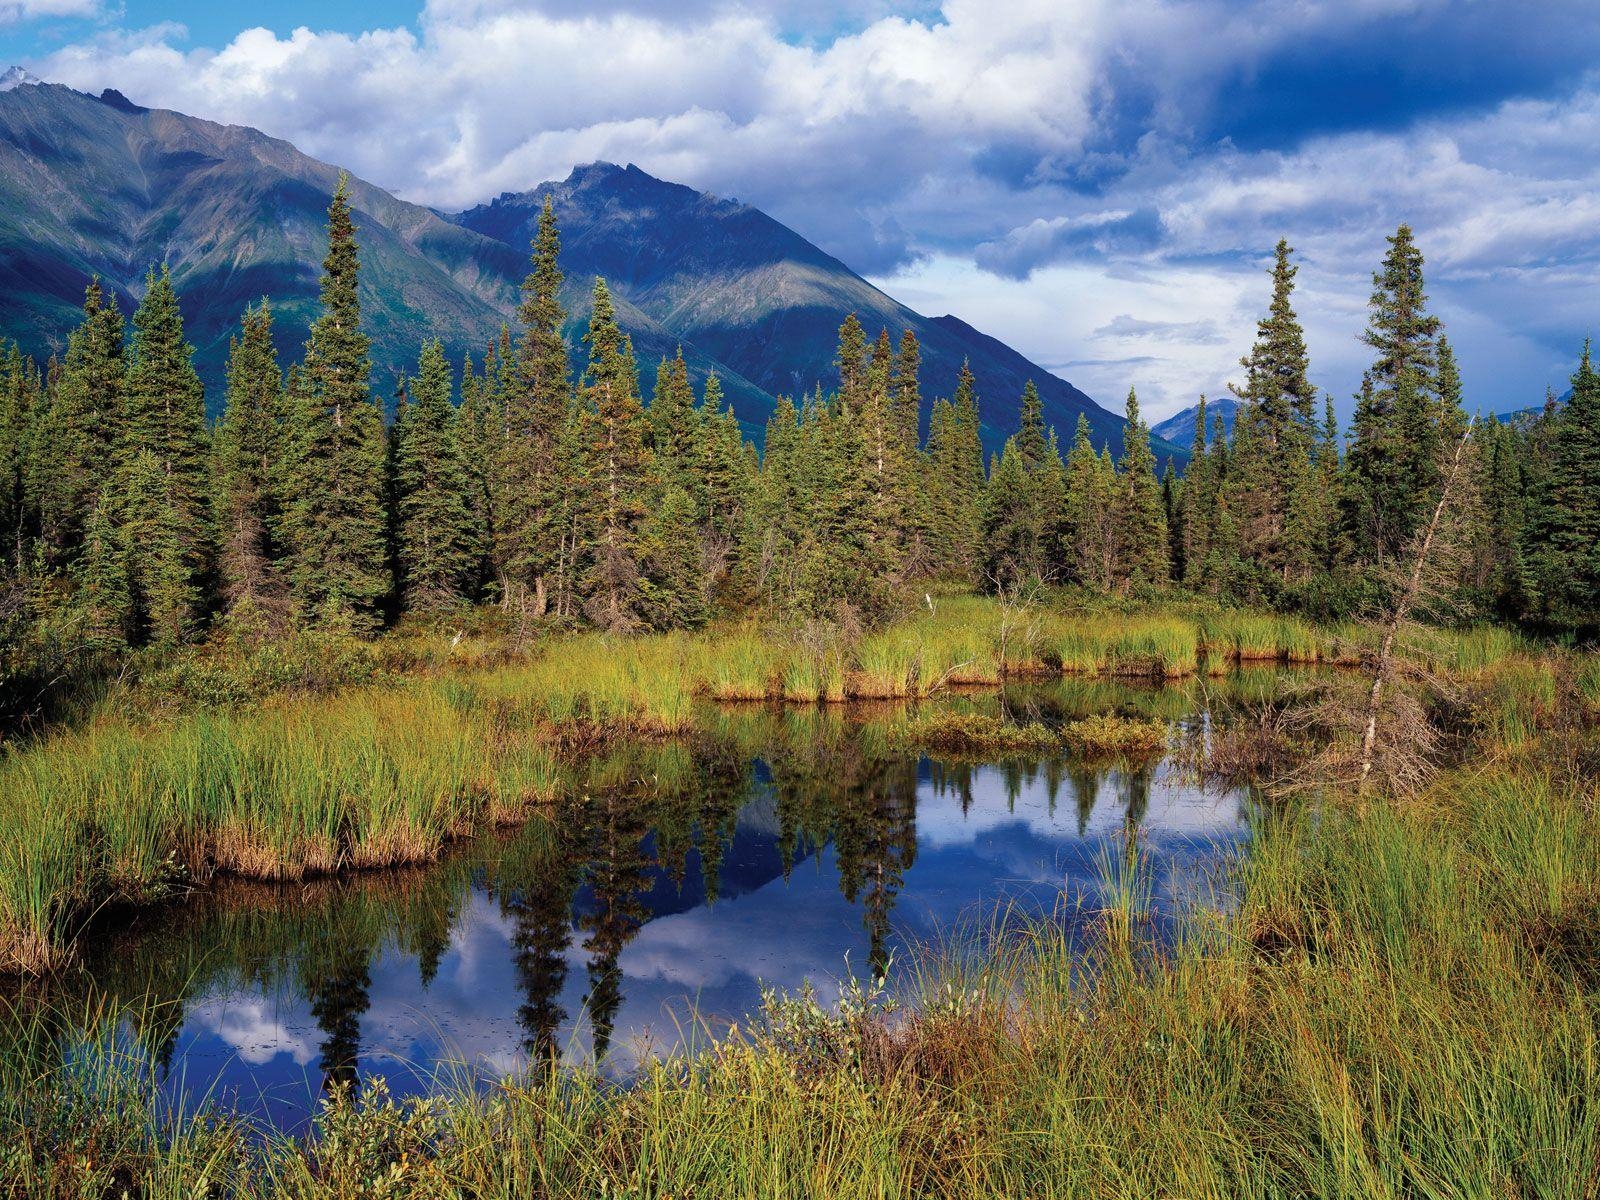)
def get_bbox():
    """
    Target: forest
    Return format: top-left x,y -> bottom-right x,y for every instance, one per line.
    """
2,172 -> 1595,703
